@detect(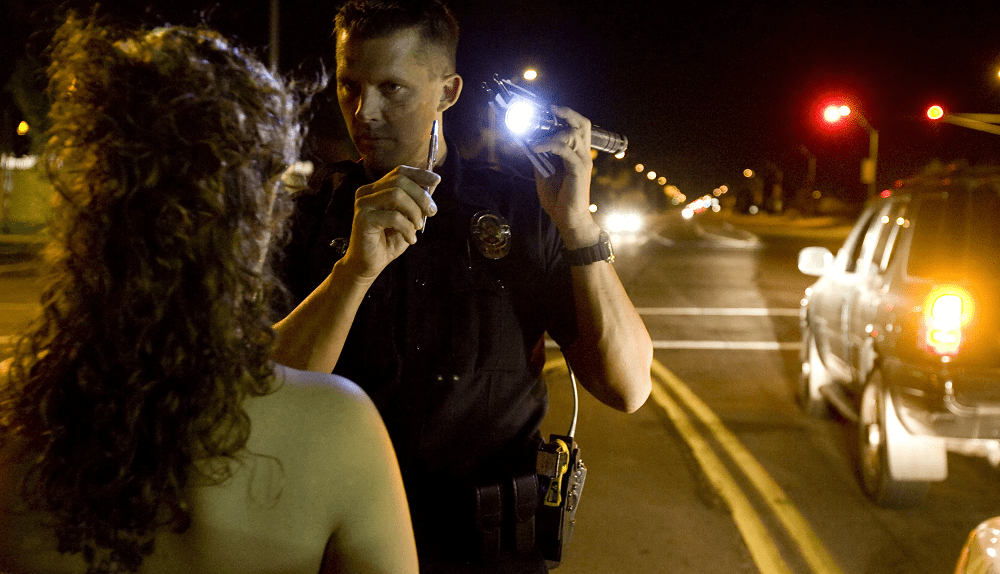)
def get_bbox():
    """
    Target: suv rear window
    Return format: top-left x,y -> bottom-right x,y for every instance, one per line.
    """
907,181 -> 1000,281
